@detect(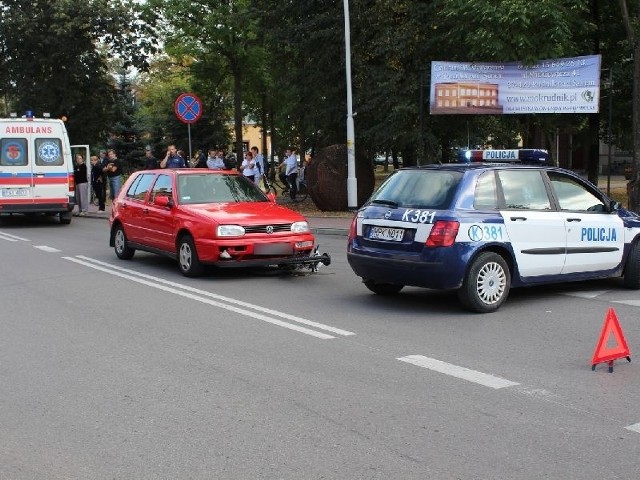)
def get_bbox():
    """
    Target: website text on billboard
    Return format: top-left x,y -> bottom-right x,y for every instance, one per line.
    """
430,55 -> 601,115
